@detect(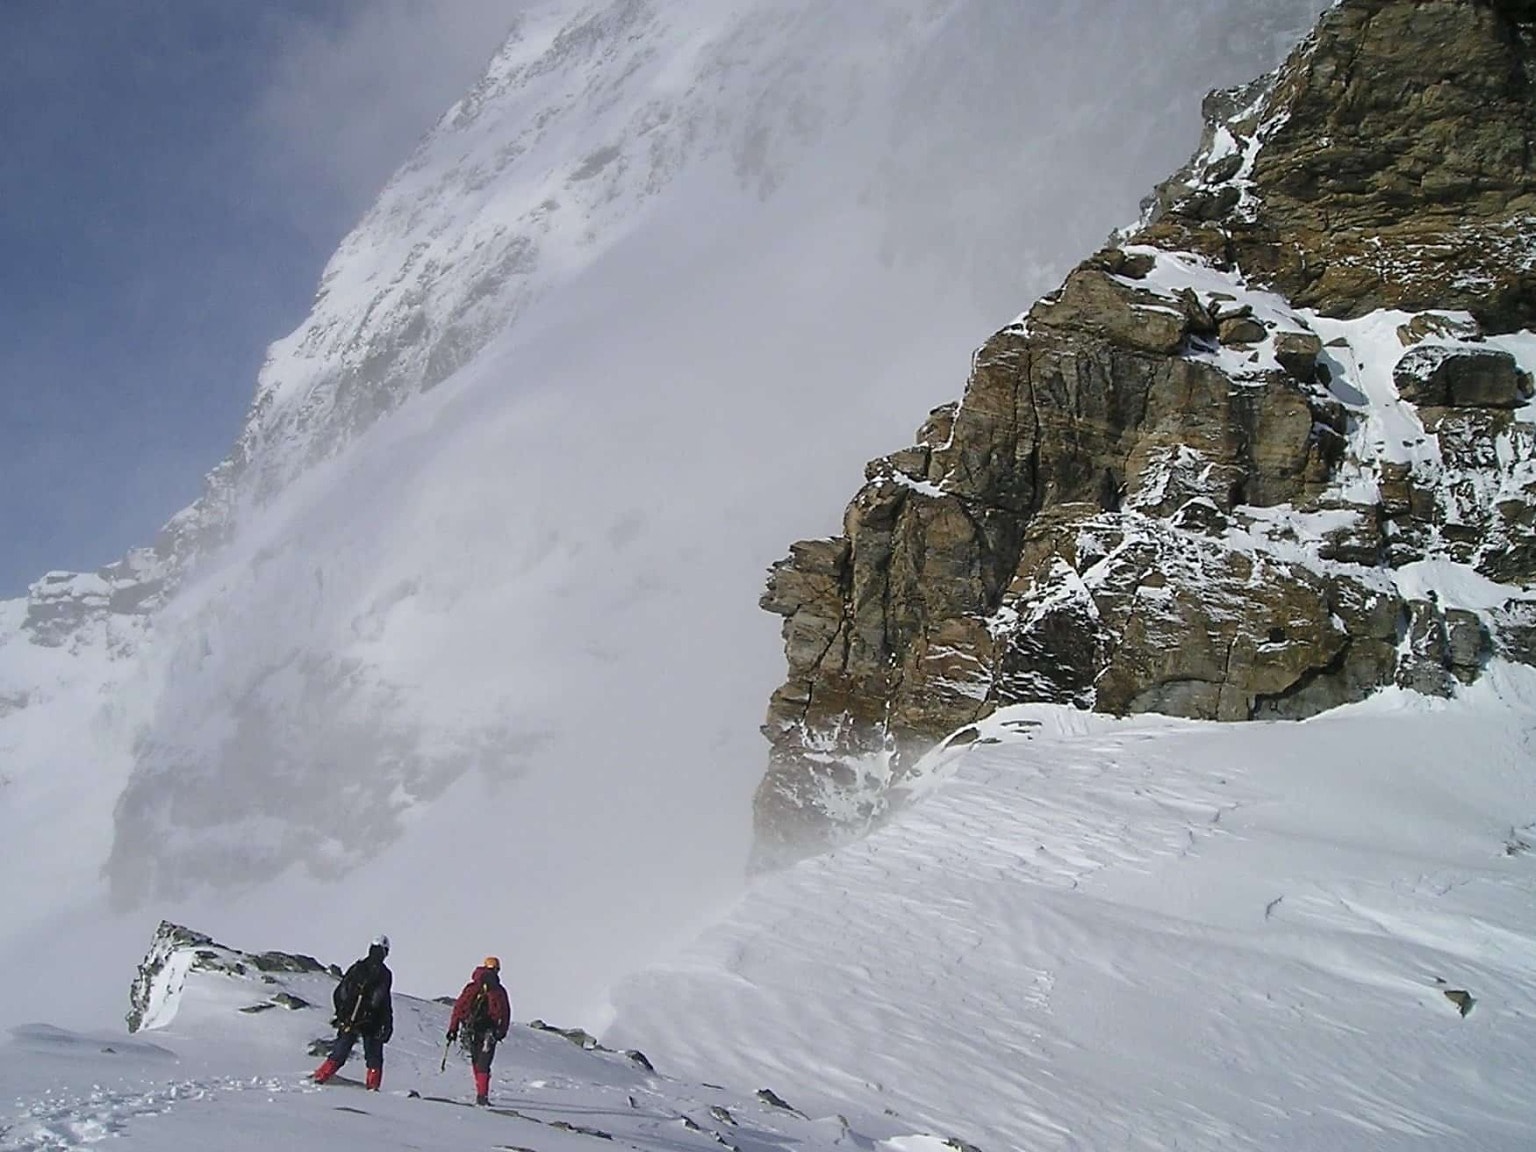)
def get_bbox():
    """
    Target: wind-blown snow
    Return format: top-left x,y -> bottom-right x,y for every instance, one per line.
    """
611,685 -> 1536,1151
2,5 -> 1532,1148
